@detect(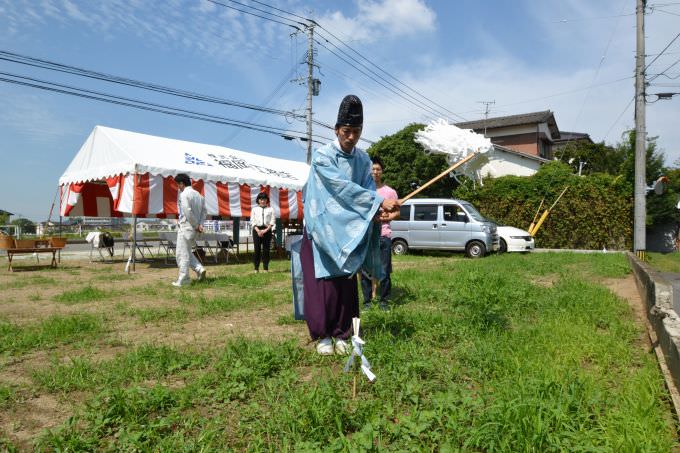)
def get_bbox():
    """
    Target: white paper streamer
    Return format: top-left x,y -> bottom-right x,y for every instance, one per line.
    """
414,119 -> 492,163
344,318 -> 376,382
